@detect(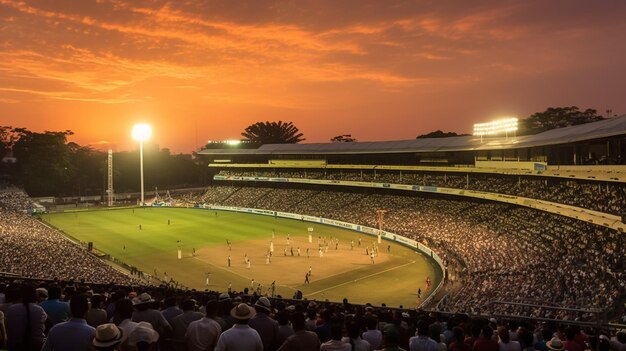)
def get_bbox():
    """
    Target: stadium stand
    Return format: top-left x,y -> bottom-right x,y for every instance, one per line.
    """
184,185 -> 626,321
215,169 -> 626,216
0,190 -> 136,286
